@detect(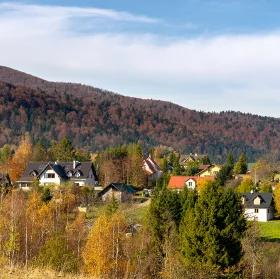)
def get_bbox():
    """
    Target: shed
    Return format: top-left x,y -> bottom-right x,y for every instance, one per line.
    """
98,183 -> 137,202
